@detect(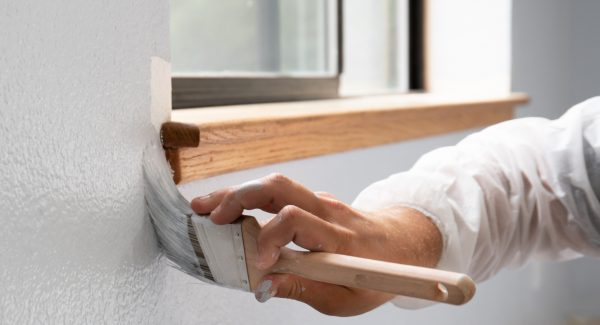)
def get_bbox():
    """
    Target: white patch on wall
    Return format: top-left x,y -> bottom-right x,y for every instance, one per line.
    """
151,56 -> 172,130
